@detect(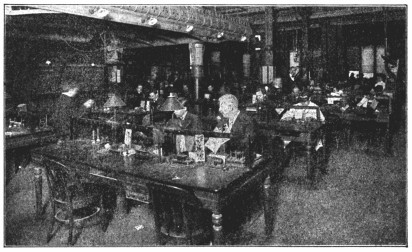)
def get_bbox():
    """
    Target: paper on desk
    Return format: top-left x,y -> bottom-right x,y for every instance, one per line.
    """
315,140 -> 323,151
205,137 -> 230,154
357,97 -> 368,107
275,108 -> 284,114
370,99 -> 379,110
340,105 -> 350,112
